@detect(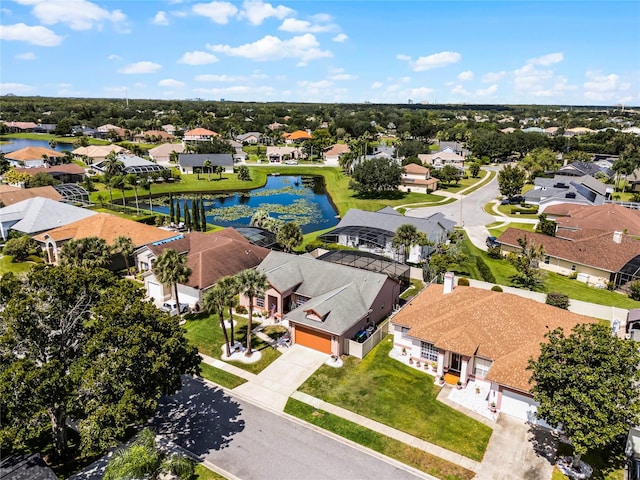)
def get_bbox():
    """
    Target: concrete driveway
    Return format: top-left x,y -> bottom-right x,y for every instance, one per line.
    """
233,345 -> 329,411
